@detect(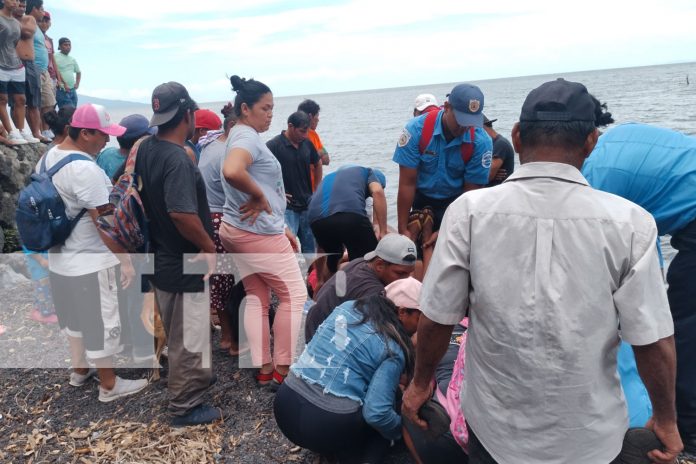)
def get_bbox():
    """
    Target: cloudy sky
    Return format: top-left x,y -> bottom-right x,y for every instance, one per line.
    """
48,0 -> 696,103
